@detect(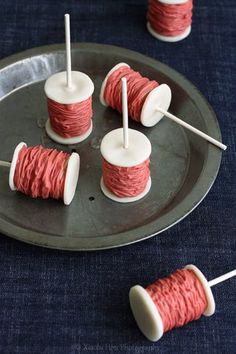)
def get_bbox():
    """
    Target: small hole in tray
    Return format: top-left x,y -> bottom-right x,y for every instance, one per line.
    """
89,196 -> 95,201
